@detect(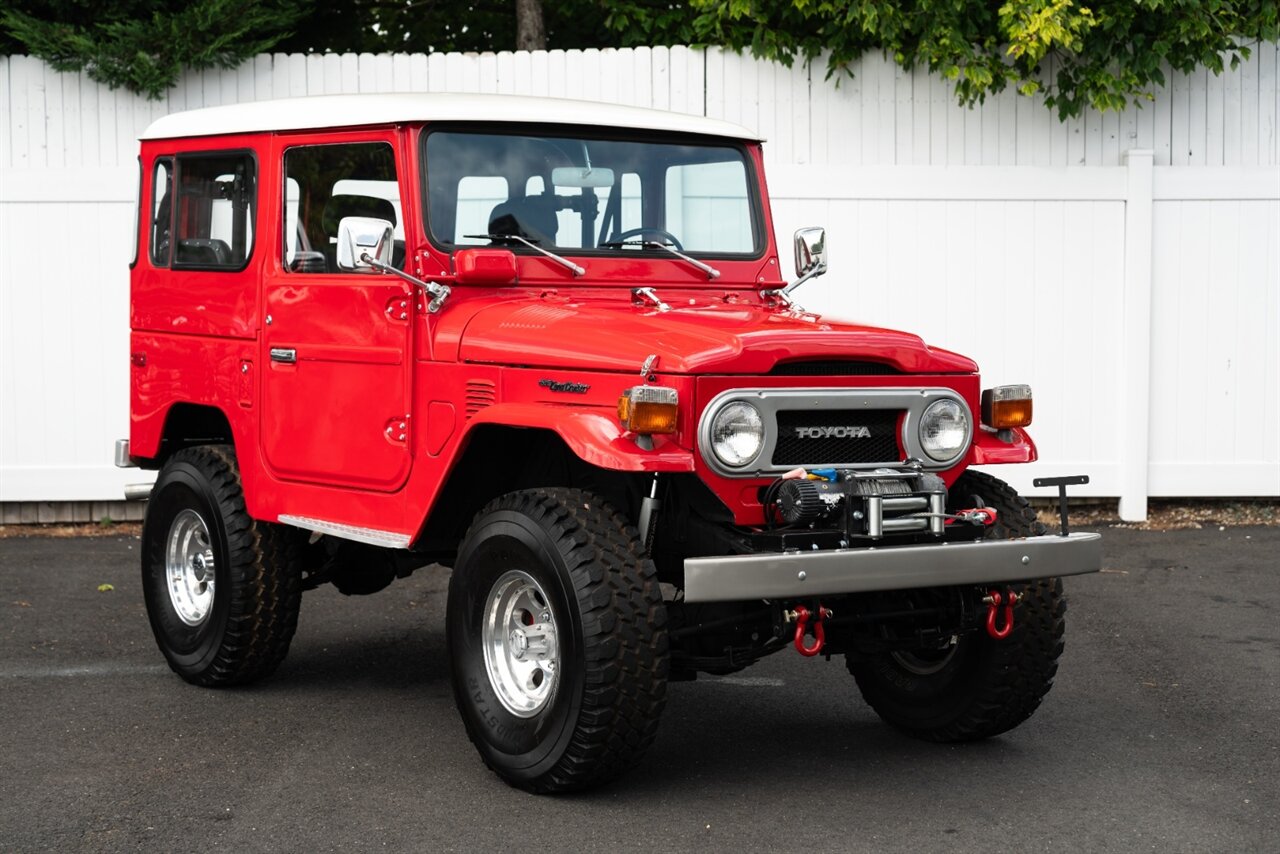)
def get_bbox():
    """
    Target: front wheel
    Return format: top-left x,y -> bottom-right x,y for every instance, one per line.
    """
848,470 -> 1067,741
447,488 -> 669,792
